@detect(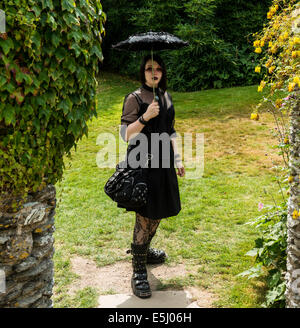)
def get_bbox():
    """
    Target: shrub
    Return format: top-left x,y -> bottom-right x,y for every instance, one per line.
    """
0,0 -> 106,202
241,0 -> 299,307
